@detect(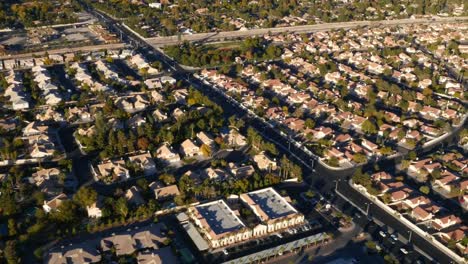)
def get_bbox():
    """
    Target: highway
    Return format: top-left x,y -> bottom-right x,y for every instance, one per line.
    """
145,16 -> 468,47
81,3 -> 466,263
